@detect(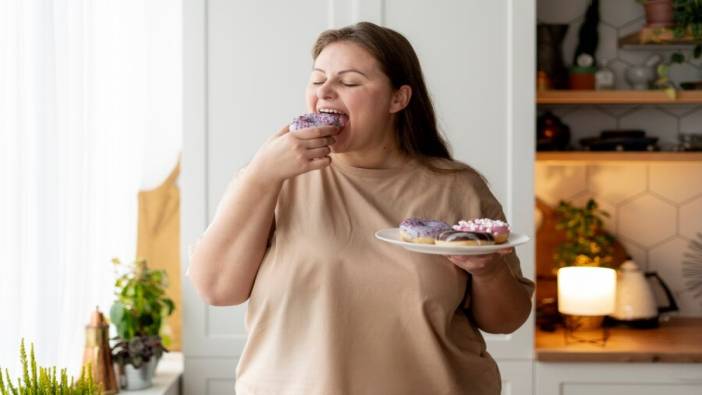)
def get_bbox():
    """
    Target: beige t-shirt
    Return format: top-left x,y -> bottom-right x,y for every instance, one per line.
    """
235,158 -> 534,395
